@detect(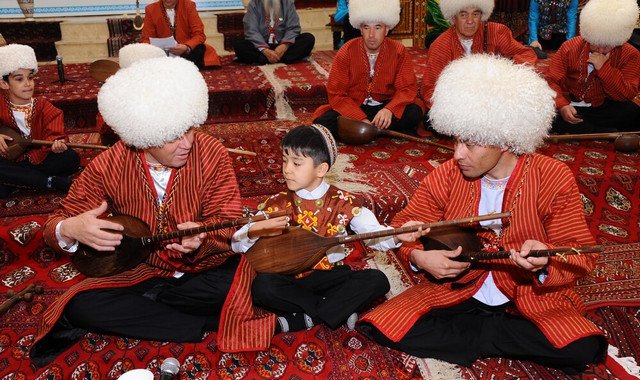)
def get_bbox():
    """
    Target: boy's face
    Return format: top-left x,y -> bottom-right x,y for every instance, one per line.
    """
0,68 -> 35,105
282,149 -> 329,193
